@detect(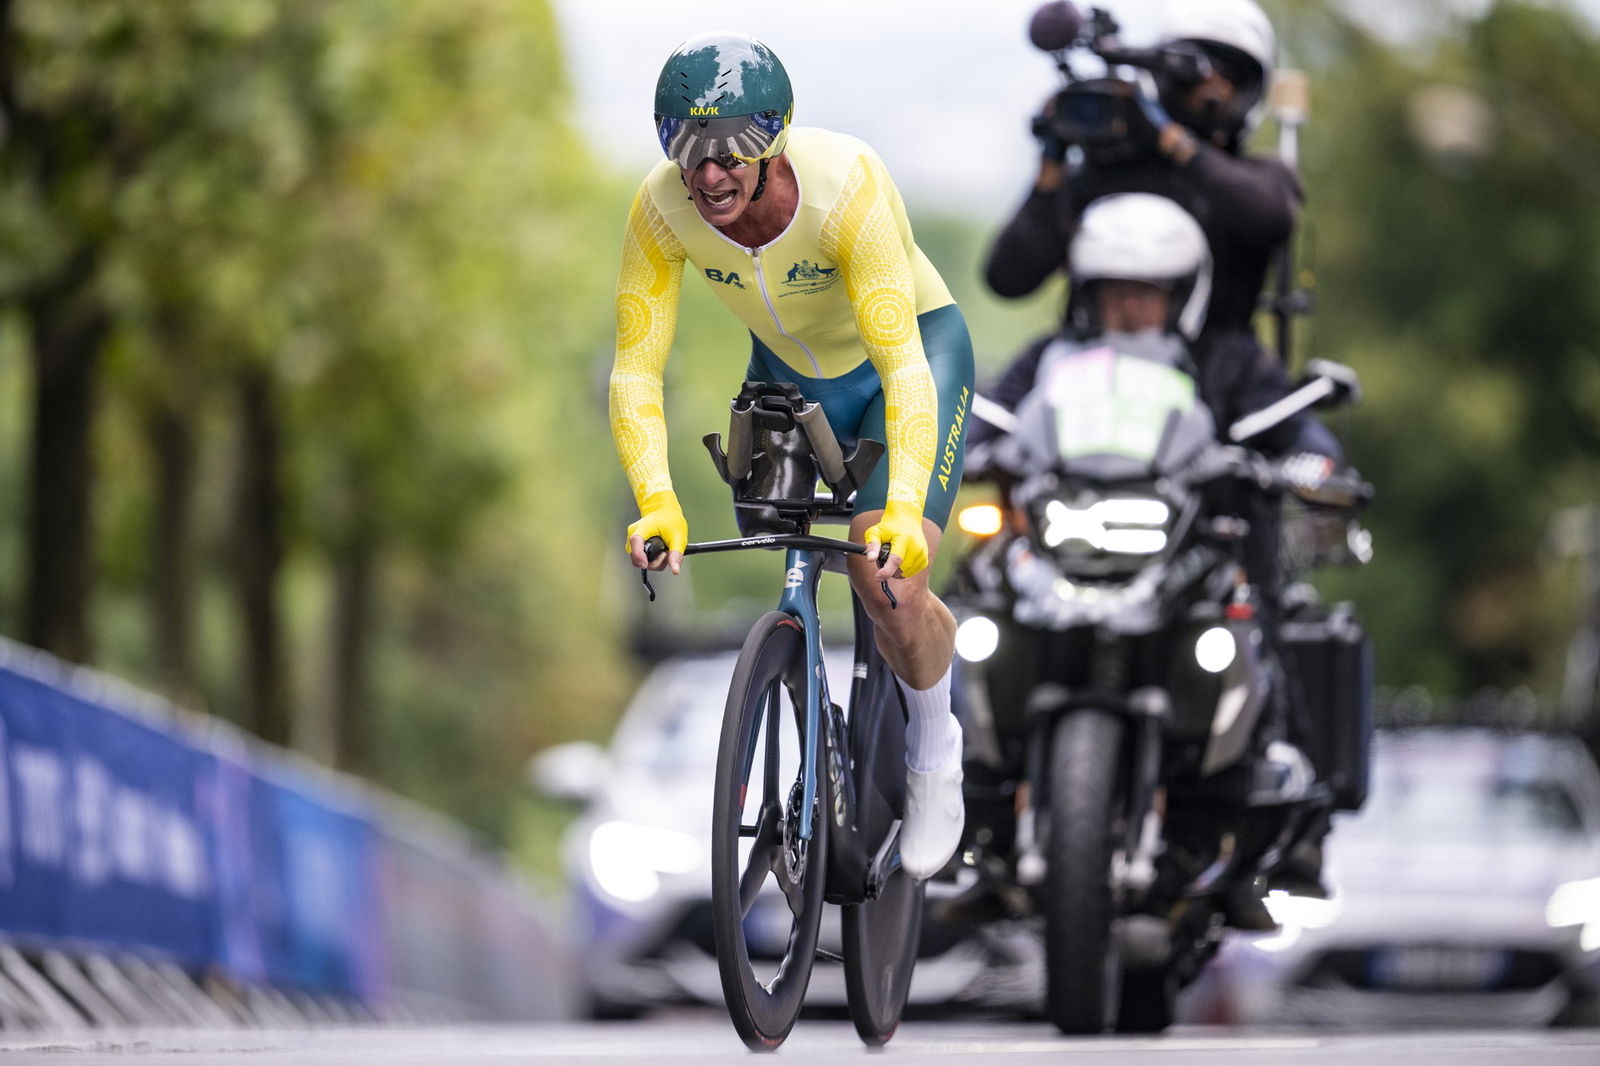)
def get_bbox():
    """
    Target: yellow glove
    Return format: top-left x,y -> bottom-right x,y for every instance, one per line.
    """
625,490 -> 688,558
862,500 -> 929,578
